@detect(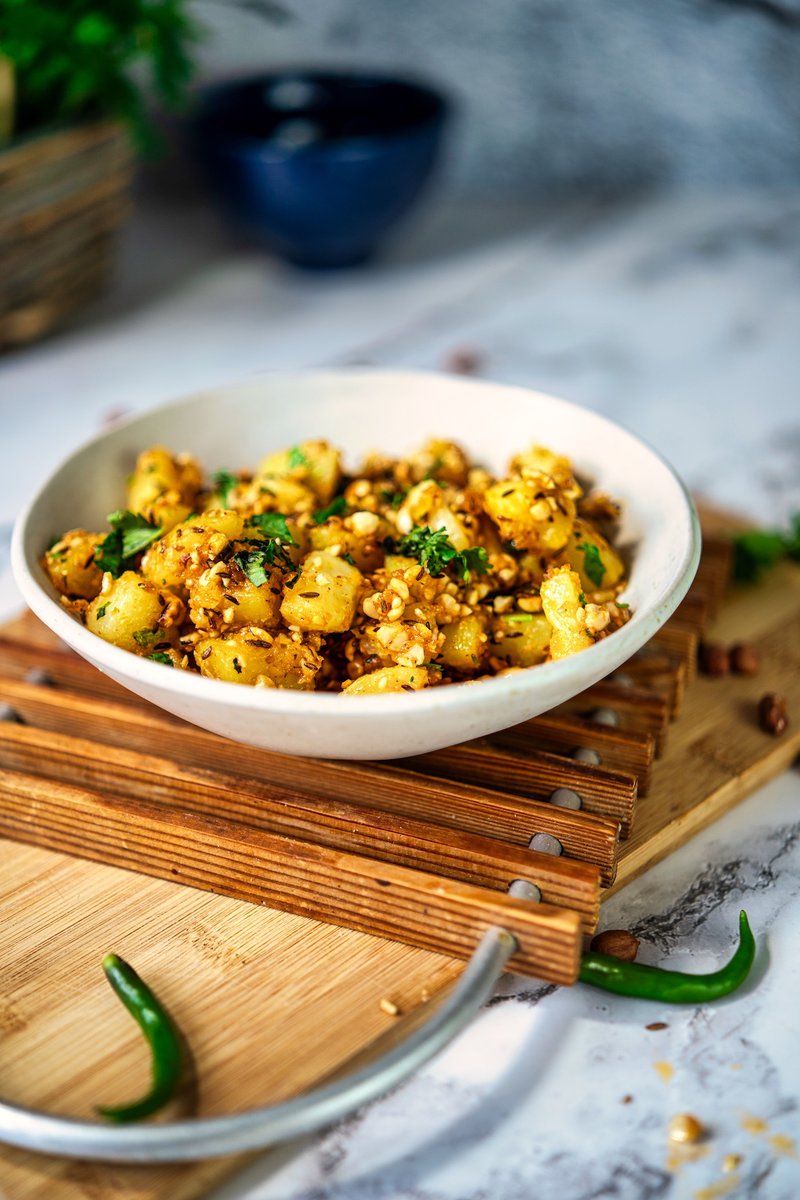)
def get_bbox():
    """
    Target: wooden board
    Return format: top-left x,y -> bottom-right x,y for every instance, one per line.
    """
2,539 -> 800,1200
